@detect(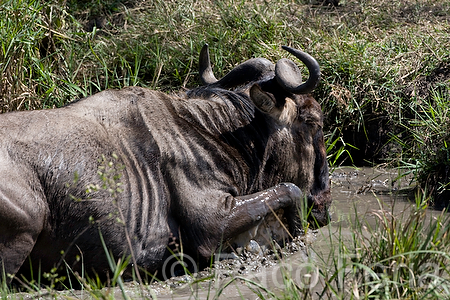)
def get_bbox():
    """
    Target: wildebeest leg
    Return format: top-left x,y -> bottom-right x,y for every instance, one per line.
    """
0,231 -> 40,284
187,183 -> 302,257
224,182 -> 301,234
0,170 -> 46,283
